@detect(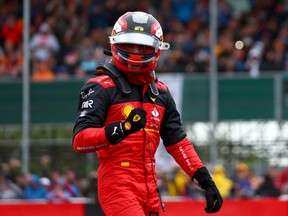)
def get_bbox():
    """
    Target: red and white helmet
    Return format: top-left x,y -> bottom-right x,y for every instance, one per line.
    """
110,11 -> 170,75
